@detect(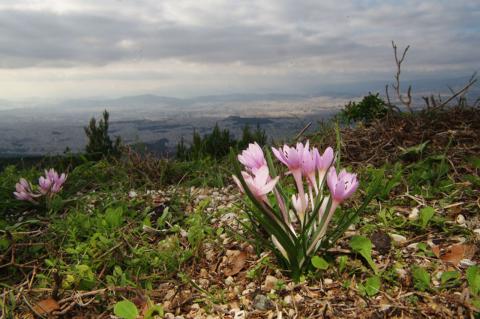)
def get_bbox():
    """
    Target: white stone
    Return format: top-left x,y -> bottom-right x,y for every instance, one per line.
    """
262,275 -> 278,291
225,276 -> 234,286
234,310 -> 246,319
190,303 -> 200,311
324,278 -> 333,285
456,214 -> 466,225
390,233 -> 407,243
407,243 -> 418,250
293,294 -> 304,303
408,208 -> 419,220
474,229 -> 480,239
